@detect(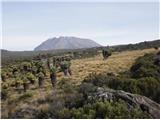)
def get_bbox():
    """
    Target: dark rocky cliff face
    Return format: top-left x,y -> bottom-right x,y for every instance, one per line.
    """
34,36 -> 101,51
